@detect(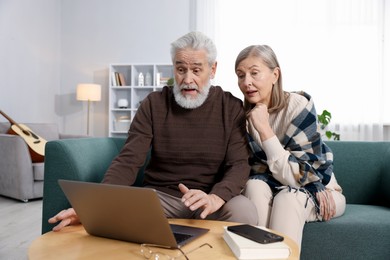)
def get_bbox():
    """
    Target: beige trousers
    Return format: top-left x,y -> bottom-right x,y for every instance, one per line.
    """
243,179 -> 346,251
